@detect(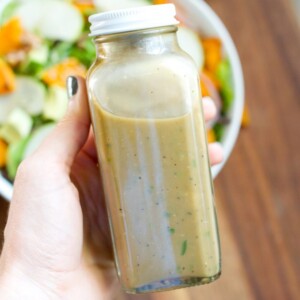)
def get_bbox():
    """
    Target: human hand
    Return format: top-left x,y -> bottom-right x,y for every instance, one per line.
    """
0,76 -> 223,299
